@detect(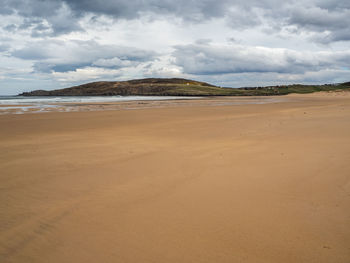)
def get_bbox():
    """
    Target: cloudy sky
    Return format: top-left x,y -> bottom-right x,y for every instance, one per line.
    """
0,0 -> 349,94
